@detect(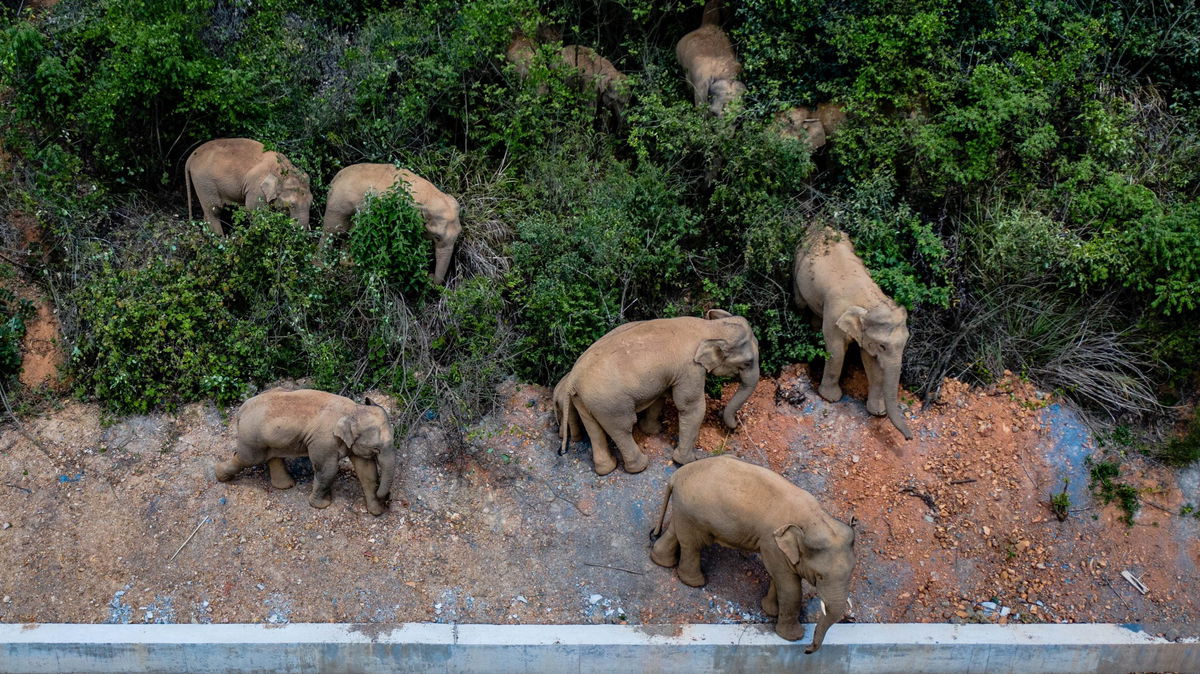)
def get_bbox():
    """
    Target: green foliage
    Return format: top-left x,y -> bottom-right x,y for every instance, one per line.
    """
1087,457 -> 1141,526
349,184 -> 433,299
1050,480 -> 1071,522
1156,414 -> 1200,467
0,289 -> 34,383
